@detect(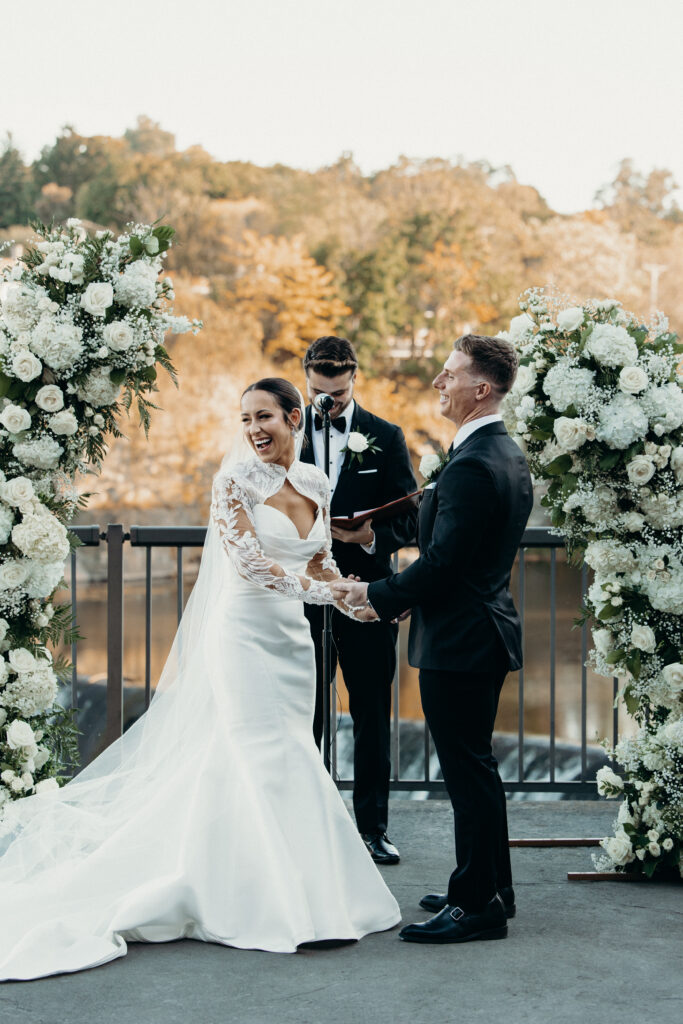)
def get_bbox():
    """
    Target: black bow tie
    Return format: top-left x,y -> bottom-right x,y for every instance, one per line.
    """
314,414 -> 347,433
